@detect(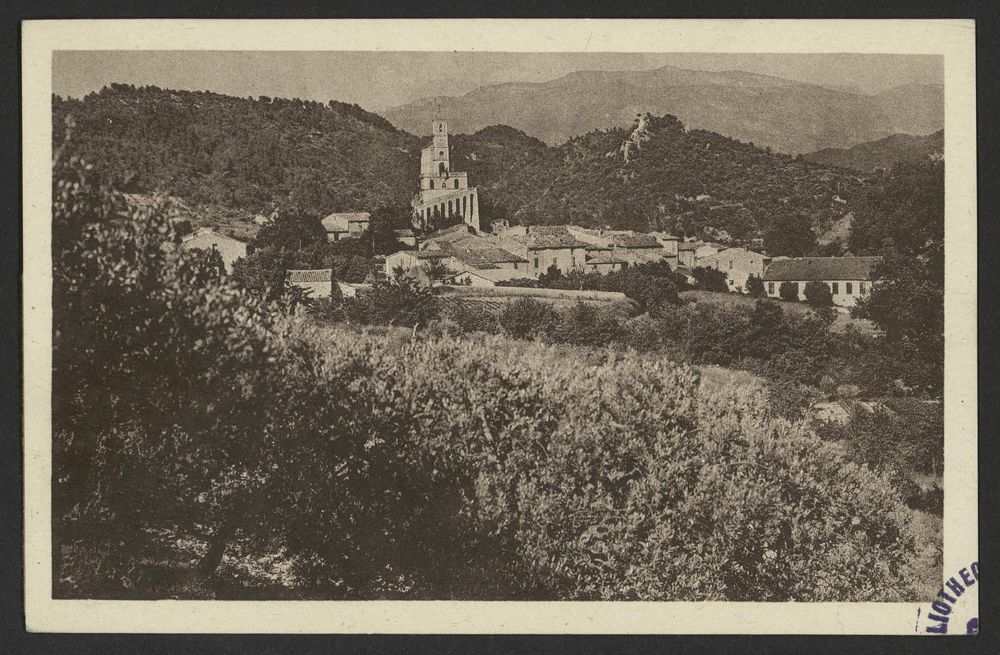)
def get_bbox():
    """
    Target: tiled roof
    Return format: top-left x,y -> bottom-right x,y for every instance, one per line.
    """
287,269 -> 332,283
450,247 -> 527,267
698,247 -> 767,262
511,233 -> 591,250
678,242 -> 700,251
425,223 -> 473,241
763,256 -> 882,281
415,250 -> 452,260
321,212 -> 370,232
585,251 -> 627,265
611,233 -> 662,248
528,225 -> 572,235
